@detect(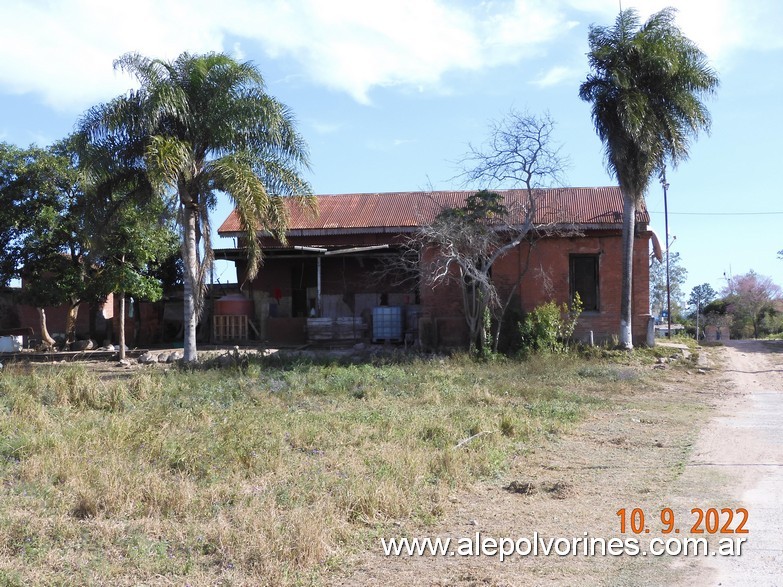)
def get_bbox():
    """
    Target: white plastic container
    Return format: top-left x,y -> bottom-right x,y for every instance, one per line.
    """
372,306 -> 403,342
0,335 -> 23,352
